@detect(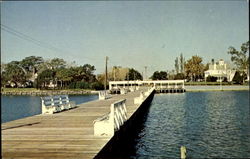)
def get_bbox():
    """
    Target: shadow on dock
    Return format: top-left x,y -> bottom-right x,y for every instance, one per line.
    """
94,91 -> 155,159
